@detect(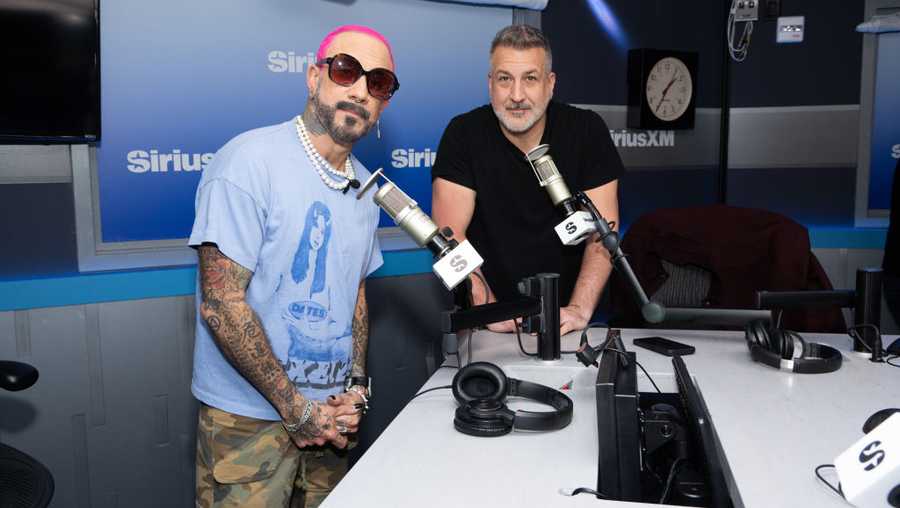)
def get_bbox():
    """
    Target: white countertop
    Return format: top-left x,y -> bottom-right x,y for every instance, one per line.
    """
322,328 -> 900,508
